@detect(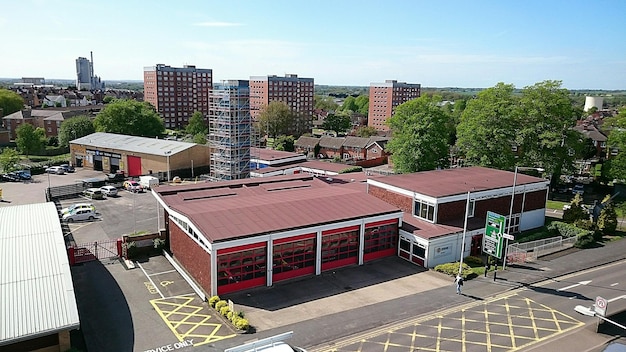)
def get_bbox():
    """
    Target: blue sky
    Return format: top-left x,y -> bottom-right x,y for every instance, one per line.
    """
1,0 -> 625,89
